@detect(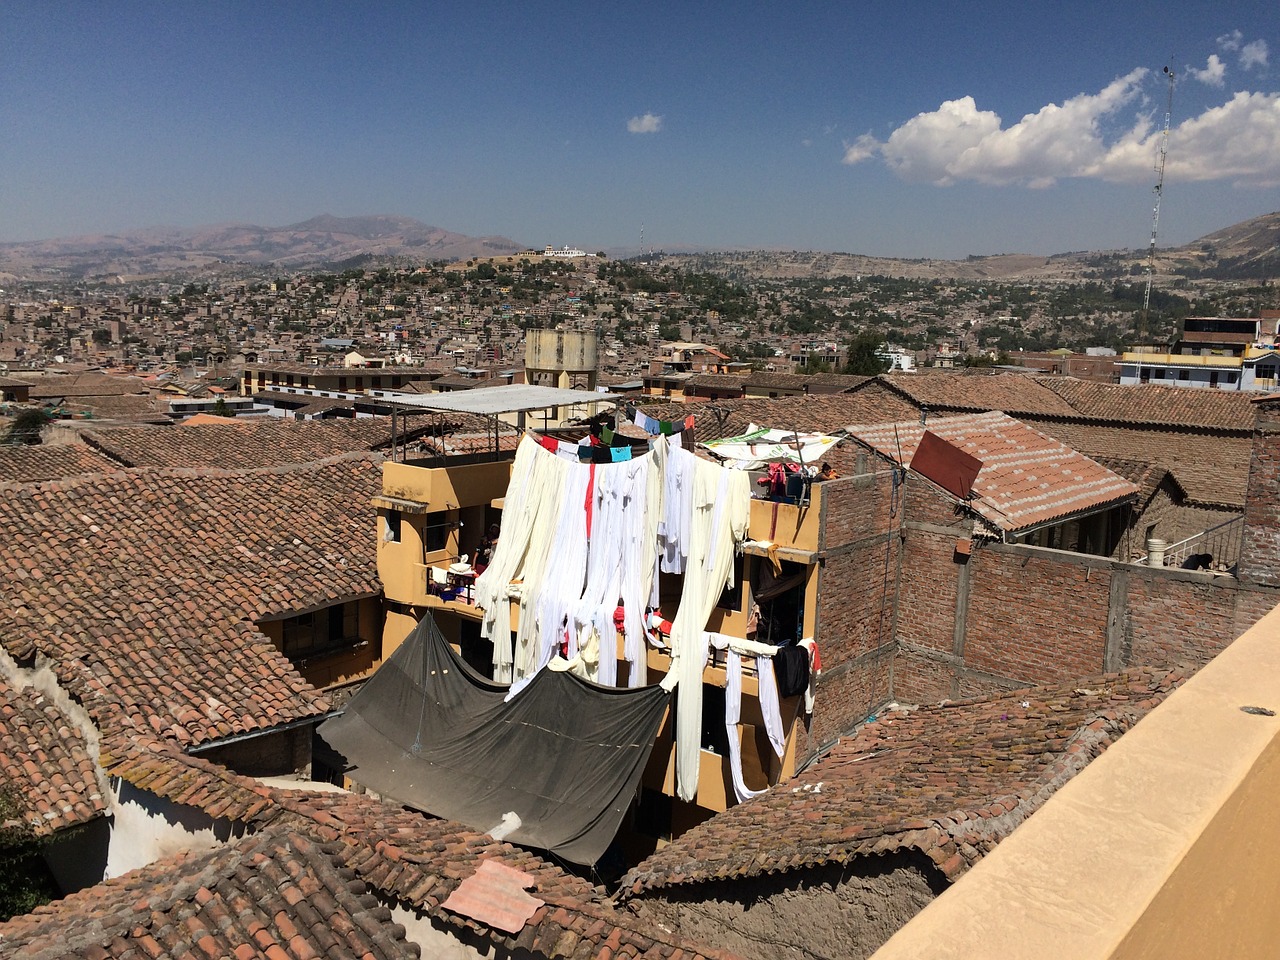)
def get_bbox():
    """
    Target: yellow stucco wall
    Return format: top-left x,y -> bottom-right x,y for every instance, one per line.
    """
871,602 -> 1280,960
